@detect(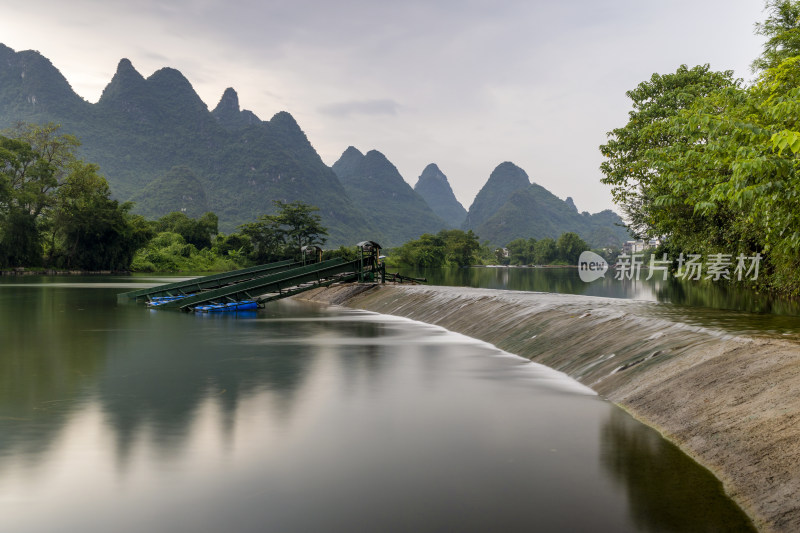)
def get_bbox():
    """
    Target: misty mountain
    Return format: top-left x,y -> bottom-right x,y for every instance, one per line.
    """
473,181 -> 630,248
0,43 -> 628,251
0,44 -> 372,245
413,163 -> 466,229
332,147 -> 447,246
